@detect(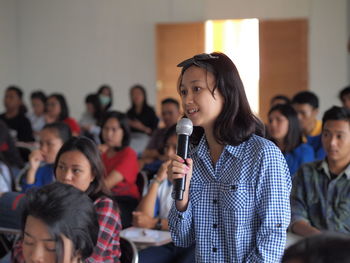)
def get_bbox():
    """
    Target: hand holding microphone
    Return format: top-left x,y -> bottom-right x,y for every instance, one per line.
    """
168,118 -> 193,206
